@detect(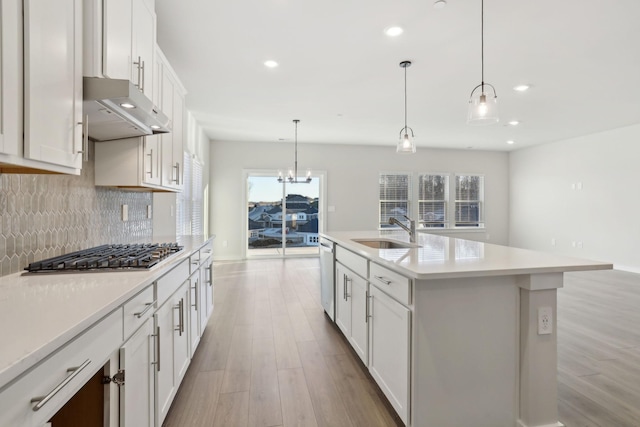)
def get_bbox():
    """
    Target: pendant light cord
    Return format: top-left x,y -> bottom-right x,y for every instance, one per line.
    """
294,119 -> 299,179
404,65 -> 408,130
481,0 -> 485,91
